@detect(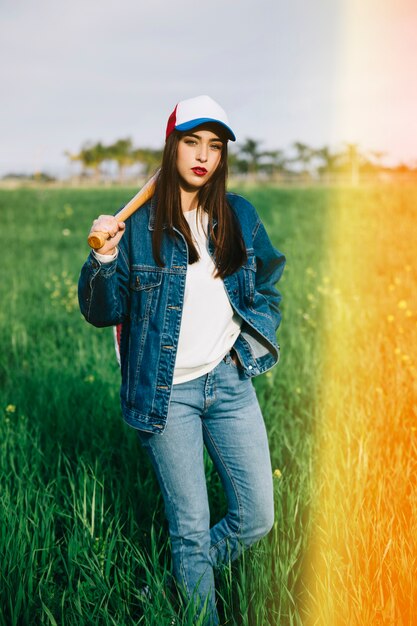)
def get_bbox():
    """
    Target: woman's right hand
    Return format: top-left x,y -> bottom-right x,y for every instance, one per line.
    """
89,215 -> 126,255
